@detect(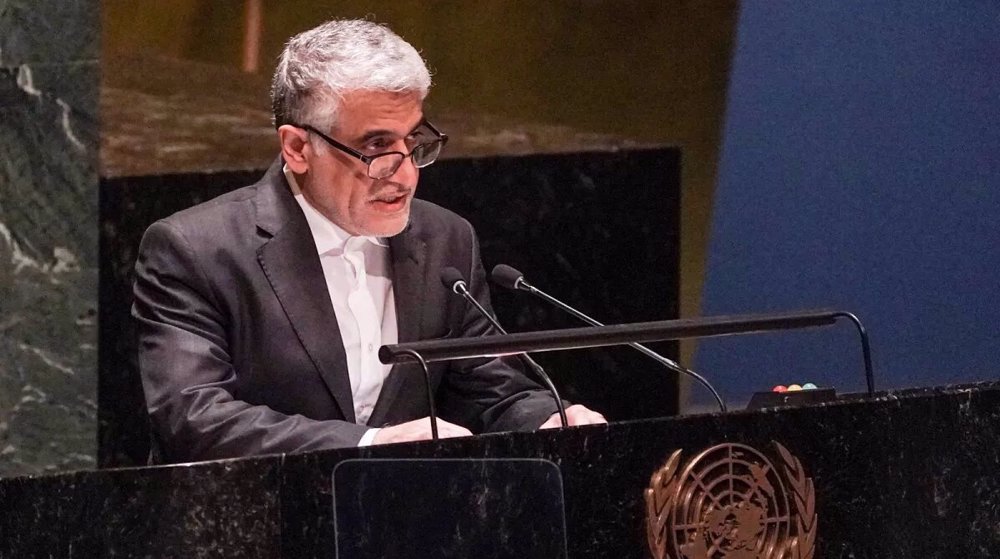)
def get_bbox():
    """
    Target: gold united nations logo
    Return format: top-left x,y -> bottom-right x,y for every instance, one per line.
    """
645,442 -> 816,559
